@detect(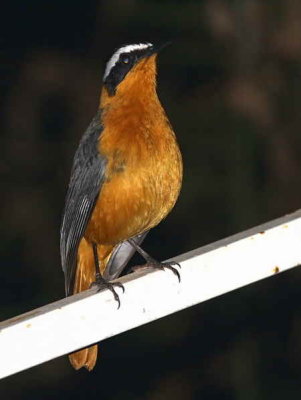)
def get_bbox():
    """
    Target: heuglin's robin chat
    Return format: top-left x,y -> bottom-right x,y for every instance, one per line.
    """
60,42 -> 183,370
